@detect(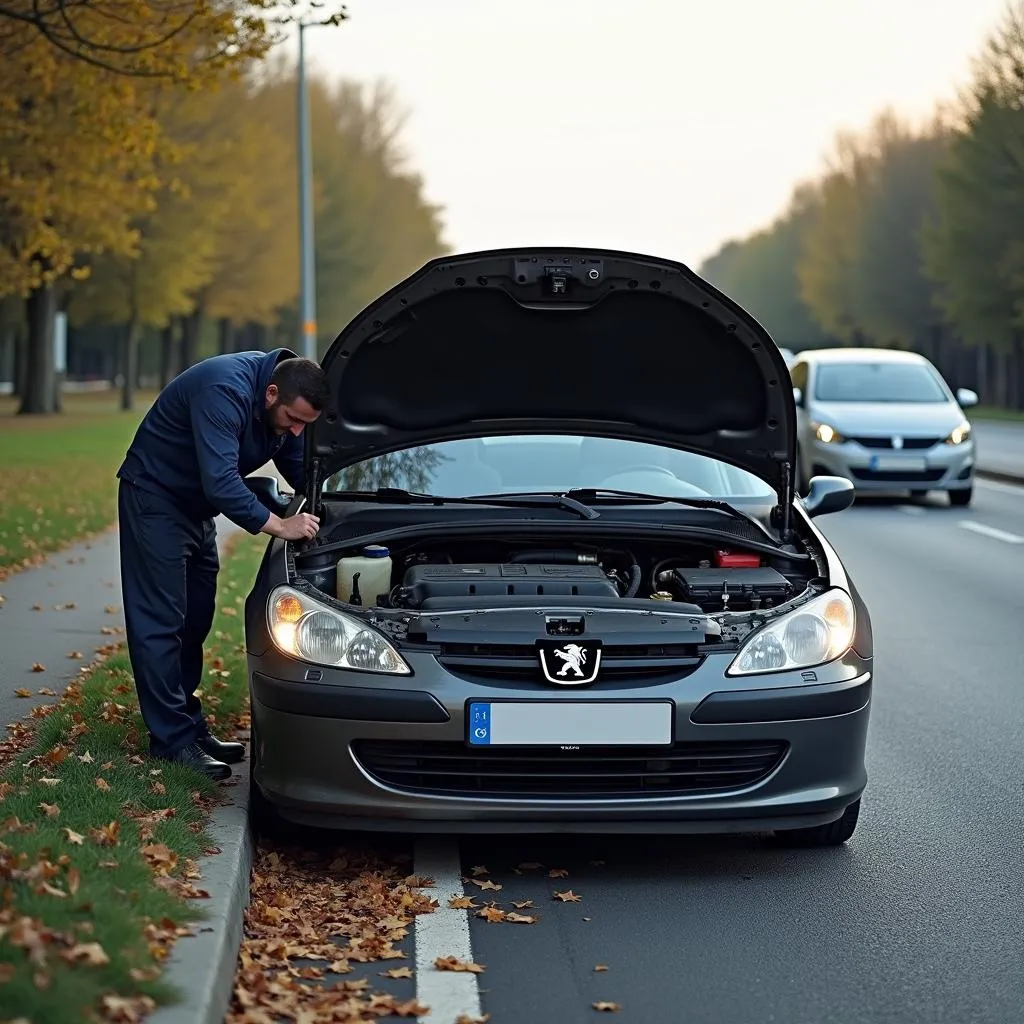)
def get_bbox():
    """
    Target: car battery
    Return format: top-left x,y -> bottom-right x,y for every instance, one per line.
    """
670,566 -> 793,610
